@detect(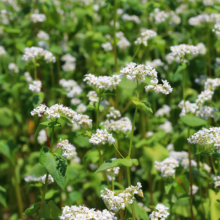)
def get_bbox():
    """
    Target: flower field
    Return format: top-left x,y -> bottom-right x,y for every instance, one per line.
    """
1,0 -> 220,219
